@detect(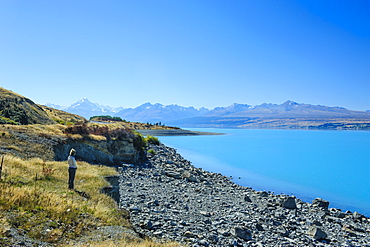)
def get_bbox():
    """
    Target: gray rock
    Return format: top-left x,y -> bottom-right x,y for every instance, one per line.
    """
307,226 -> 327,240
312,198 -> 329,210
256,223 -> 264,231
232,227 -> 252,241
277,226 -> 289,237
187,175 -> 200,183
244,194 -> 252,202
259,191 -> 268,197
282,196 -> 297,209
198,239 -> 209,246
183,231 -> 196,238
153,230 -> 163,237
141,220 -> 153,230
164,170 -> 182,179
353,211 -> 364,220
332,210 -> 346,218
199,211 -> 211,217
